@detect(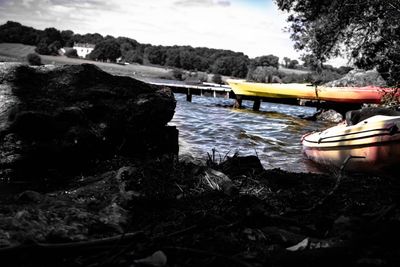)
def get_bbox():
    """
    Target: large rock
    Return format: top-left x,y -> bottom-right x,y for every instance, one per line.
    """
324,69 -> 387,87
0,63 -> 178,179
315,109 -> 343,123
